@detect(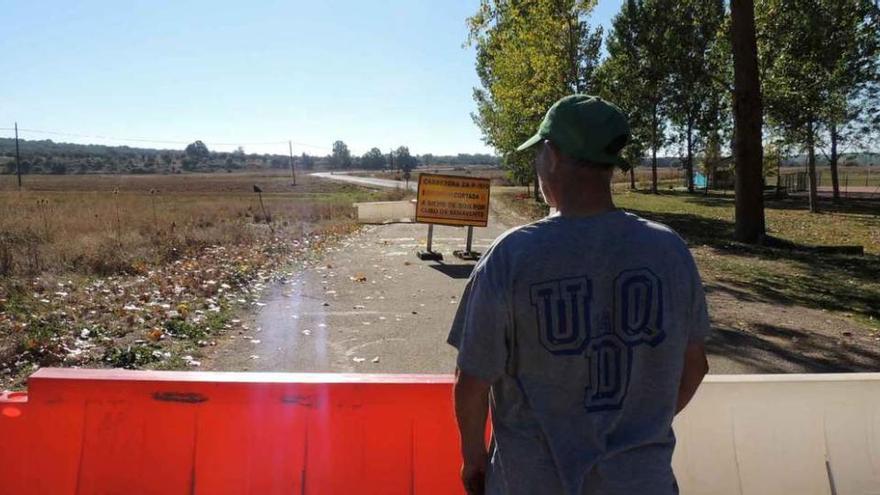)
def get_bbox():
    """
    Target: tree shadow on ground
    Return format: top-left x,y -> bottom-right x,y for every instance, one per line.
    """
707,322 -> 880,373
623,202 -> 880,323
680,190 -> 880,217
